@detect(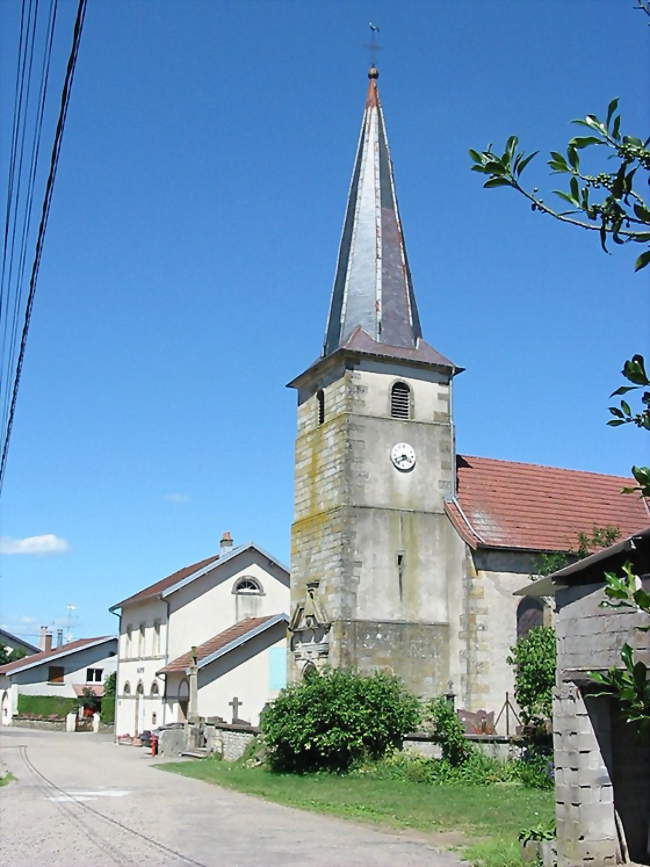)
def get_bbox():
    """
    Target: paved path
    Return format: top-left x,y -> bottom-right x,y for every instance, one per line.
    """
0,728 -> 464,866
